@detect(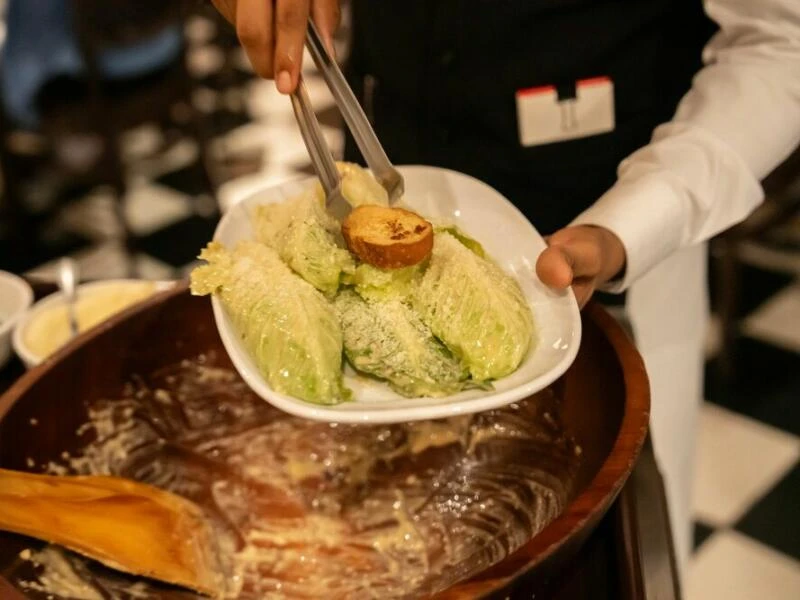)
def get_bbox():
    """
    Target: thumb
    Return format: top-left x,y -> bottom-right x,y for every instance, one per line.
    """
536,245 -> 575,290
